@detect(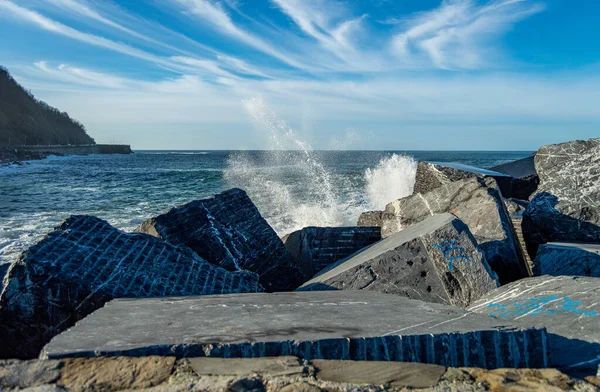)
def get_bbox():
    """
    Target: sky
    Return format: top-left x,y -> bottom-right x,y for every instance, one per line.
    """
0,0 -> 599,150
